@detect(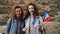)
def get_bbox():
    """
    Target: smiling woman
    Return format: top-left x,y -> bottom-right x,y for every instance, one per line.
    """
5,6 -> 25,34
23,3 -> 43,34
10,6 -> 24,18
